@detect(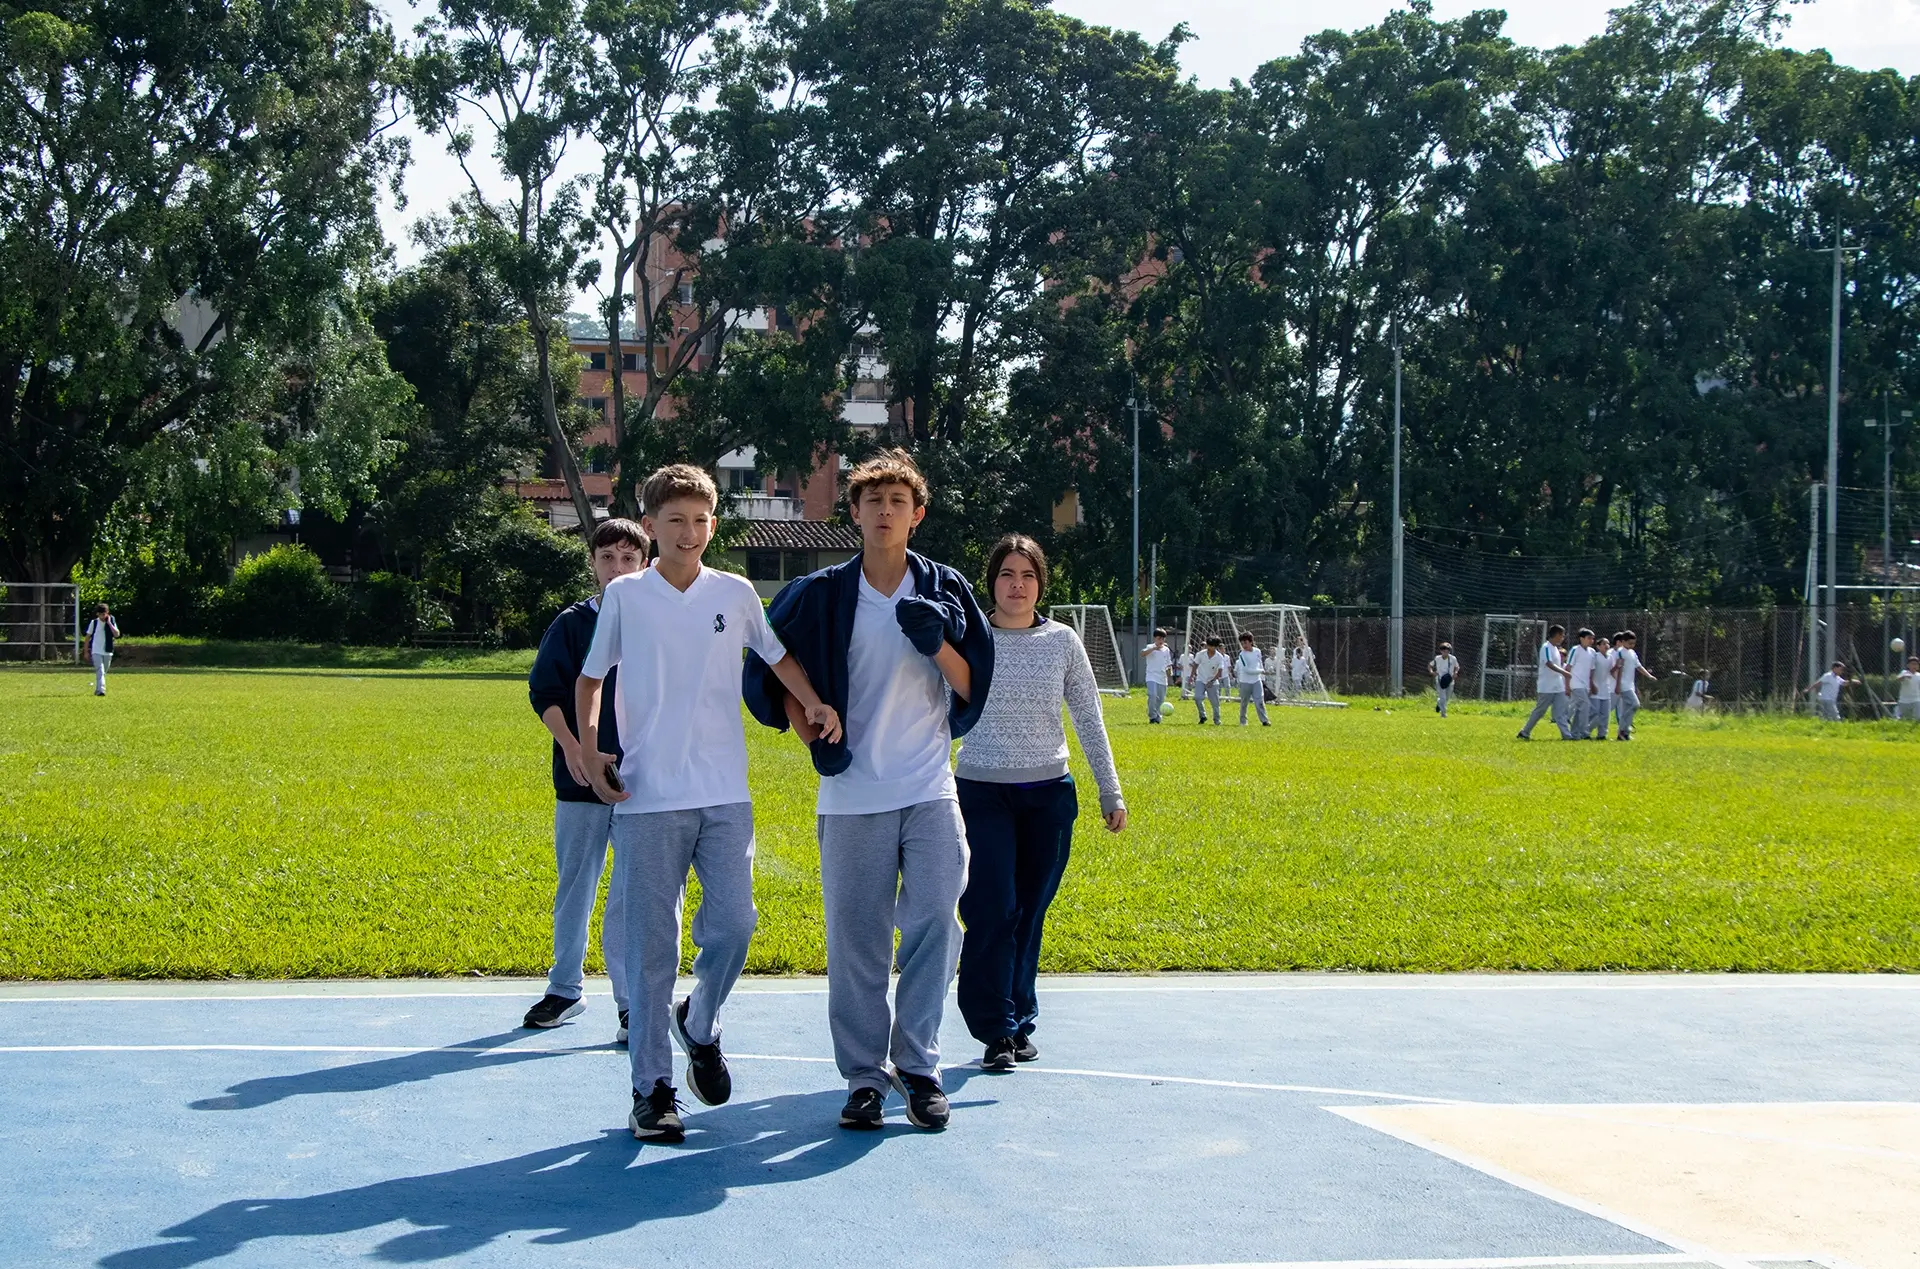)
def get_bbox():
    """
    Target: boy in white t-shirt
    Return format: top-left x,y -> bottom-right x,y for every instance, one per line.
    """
743,450 -> 996,1134
577,464 -> 841,1143
83,602 -> 119,696
1563,628 -> 1598,739
1517,624 -> 1571,740
1193,637 -> 1230,723
1807,660 -> 1860,723
1611,629 -> 1656,739
1587,636 -> 1614,738
1141,629 -> 1174,723
1895,655 -> 1920,722
1289,640 -> 1313,694
1428,642 -> 1460,716
1234,632 -> 1270,726
1178,647 -> 1198,700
